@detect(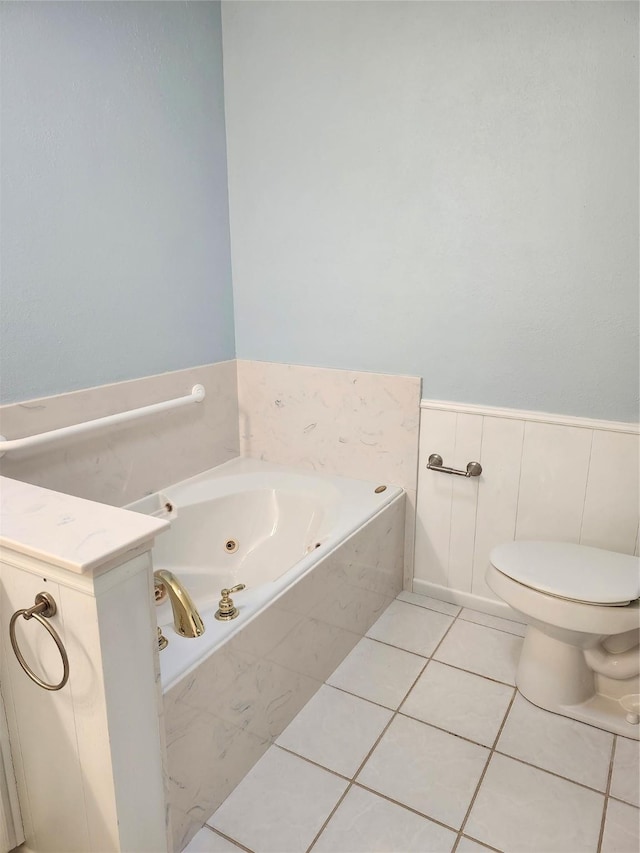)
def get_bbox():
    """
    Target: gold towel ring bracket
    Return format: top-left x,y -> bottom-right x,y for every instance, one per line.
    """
9,592 -> 70,691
